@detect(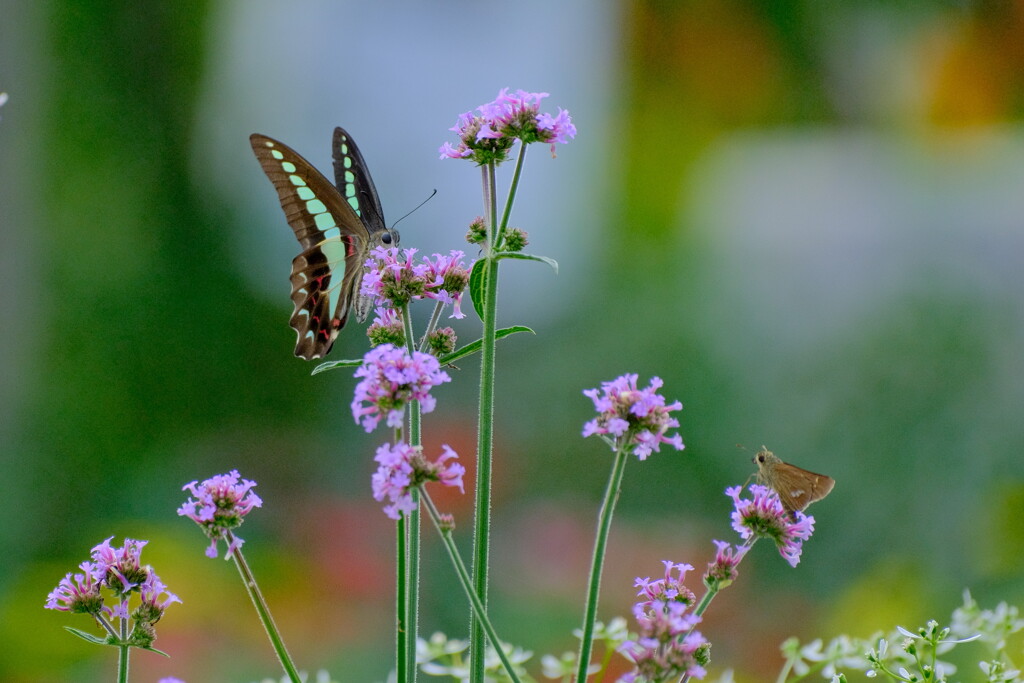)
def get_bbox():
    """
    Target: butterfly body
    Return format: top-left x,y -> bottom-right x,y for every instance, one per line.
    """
753,446 -> 834,514
250,128 -> 397,360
